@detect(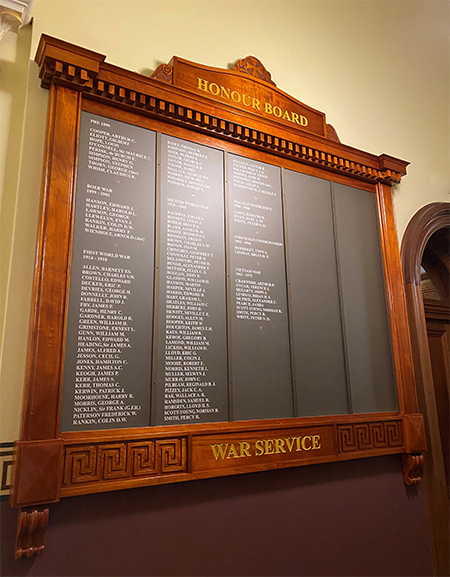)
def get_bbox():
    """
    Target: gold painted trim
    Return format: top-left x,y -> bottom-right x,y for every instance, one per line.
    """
0,10 -> 23,24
